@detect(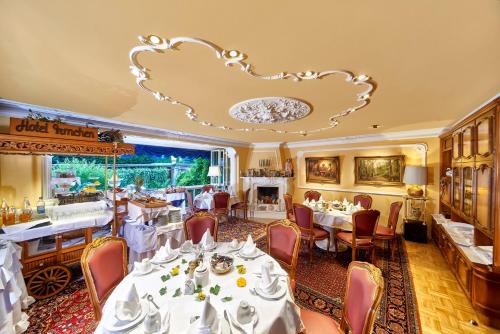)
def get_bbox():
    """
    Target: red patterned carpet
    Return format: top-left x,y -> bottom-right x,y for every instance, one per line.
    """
25,220 -> 419,334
